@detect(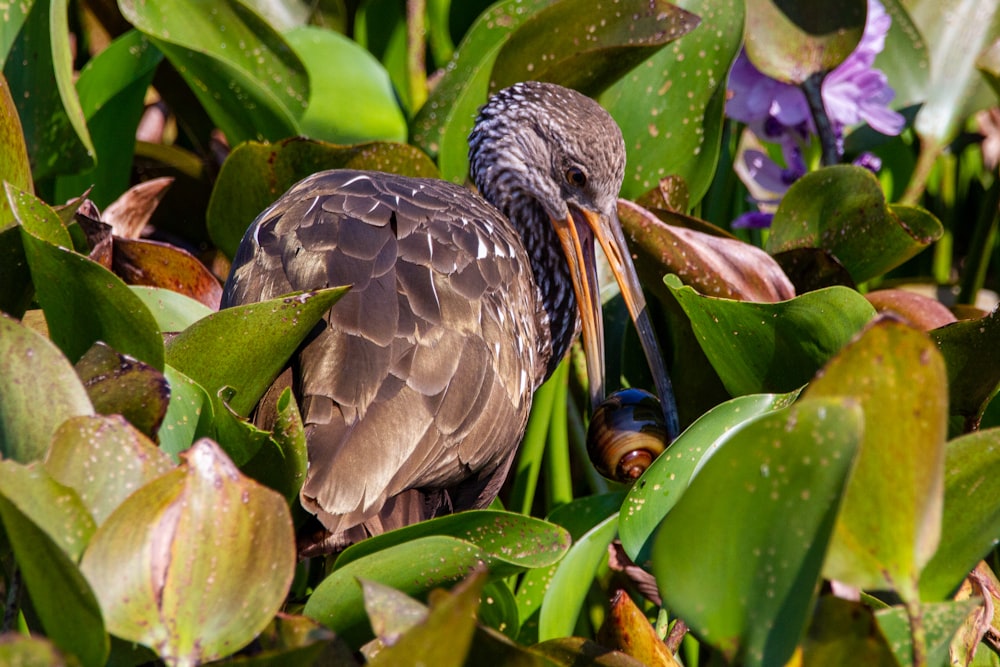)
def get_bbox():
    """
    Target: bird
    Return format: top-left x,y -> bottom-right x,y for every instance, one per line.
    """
222,81 -> 677,555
